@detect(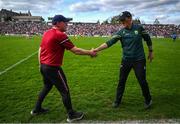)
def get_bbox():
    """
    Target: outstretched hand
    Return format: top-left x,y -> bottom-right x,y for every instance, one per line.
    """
89,48 -> 97,57
92,48 -> 98,53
